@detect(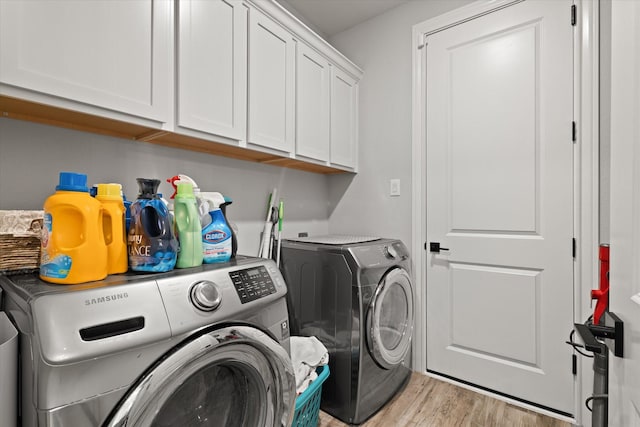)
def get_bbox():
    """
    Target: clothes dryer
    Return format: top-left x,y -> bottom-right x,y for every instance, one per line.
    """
0,256 -> 295,427
281,236 -> 414,425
